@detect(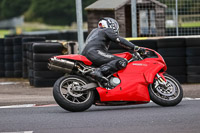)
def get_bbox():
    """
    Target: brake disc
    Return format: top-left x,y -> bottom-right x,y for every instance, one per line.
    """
155,80 -> 176,97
